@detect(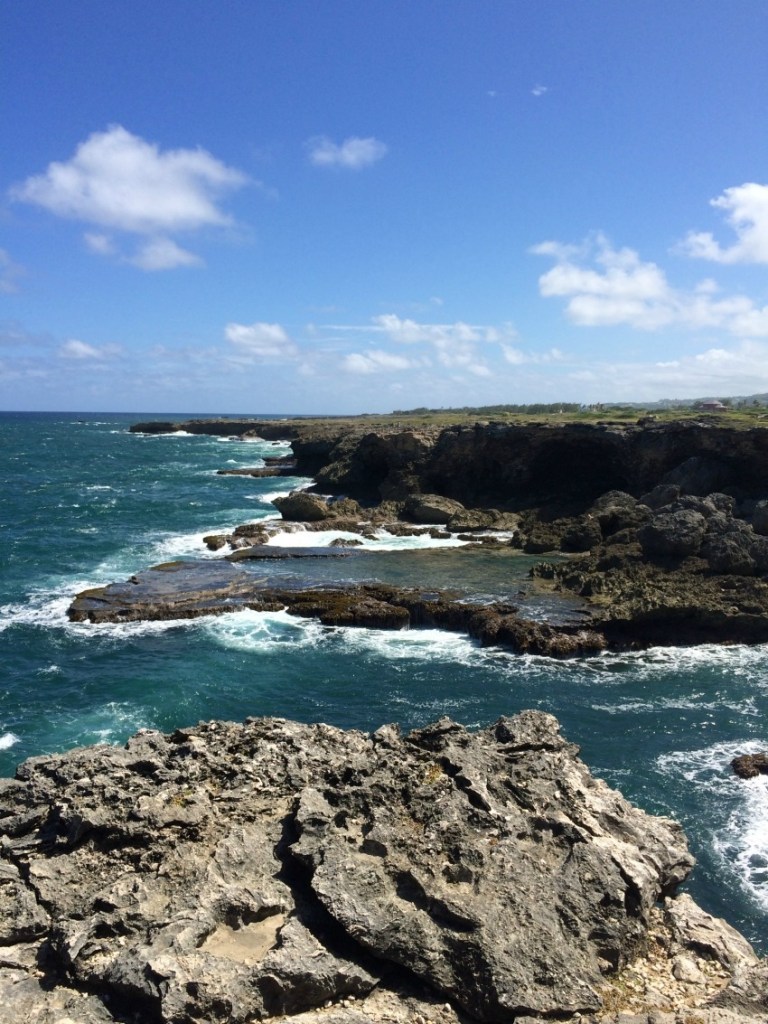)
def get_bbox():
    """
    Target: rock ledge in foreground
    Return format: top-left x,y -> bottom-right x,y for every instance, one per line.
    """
0,712 -> 763,1023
